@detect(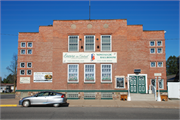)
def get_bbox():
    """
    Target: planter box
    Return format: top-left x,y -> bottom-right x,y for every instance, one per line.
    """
120,94 -> 127,101
161,95 -> 168,101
